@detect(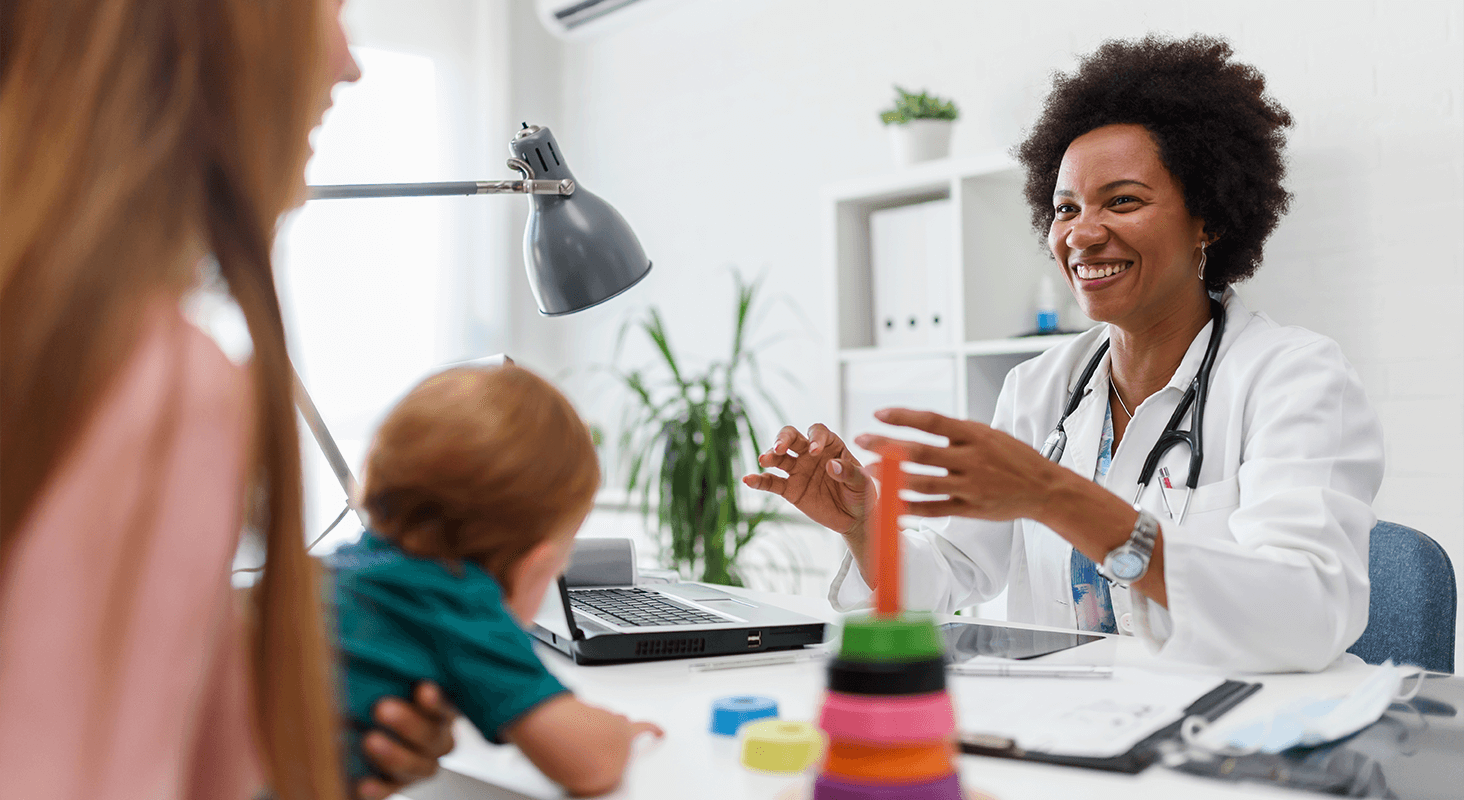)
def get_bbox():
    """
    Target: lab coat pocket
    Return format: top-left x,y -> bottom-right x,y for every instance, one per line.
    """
1163,475 -> 1241,518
